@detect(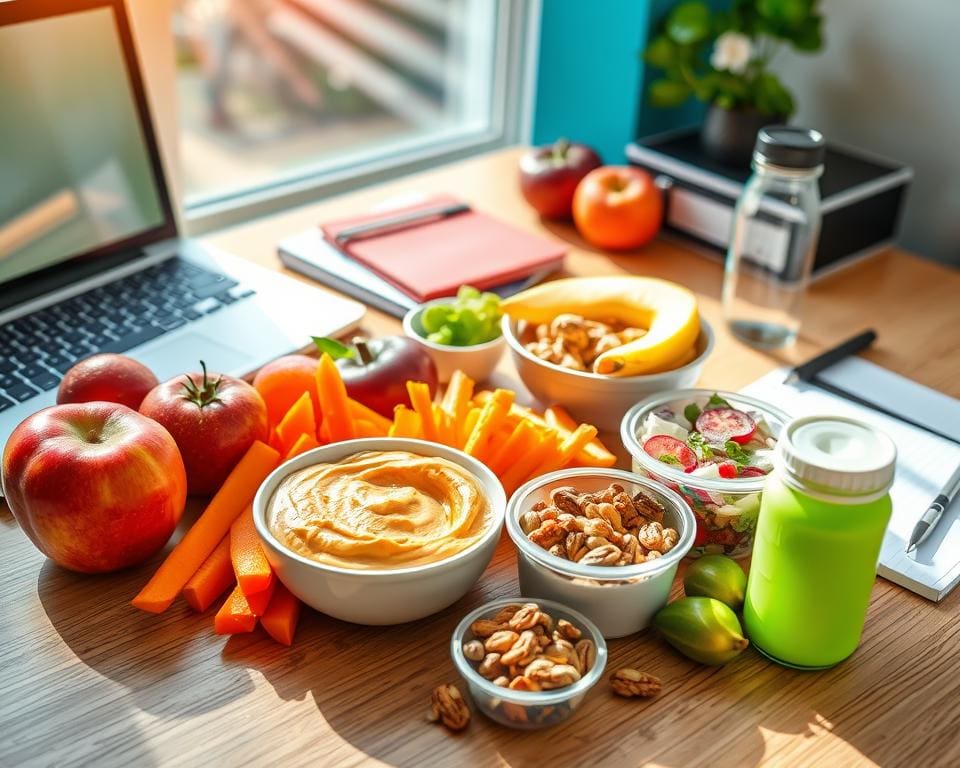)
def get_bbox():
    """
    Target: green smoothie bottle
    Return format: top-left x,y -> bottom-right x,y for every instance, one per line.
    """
744,415 -> 896,669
